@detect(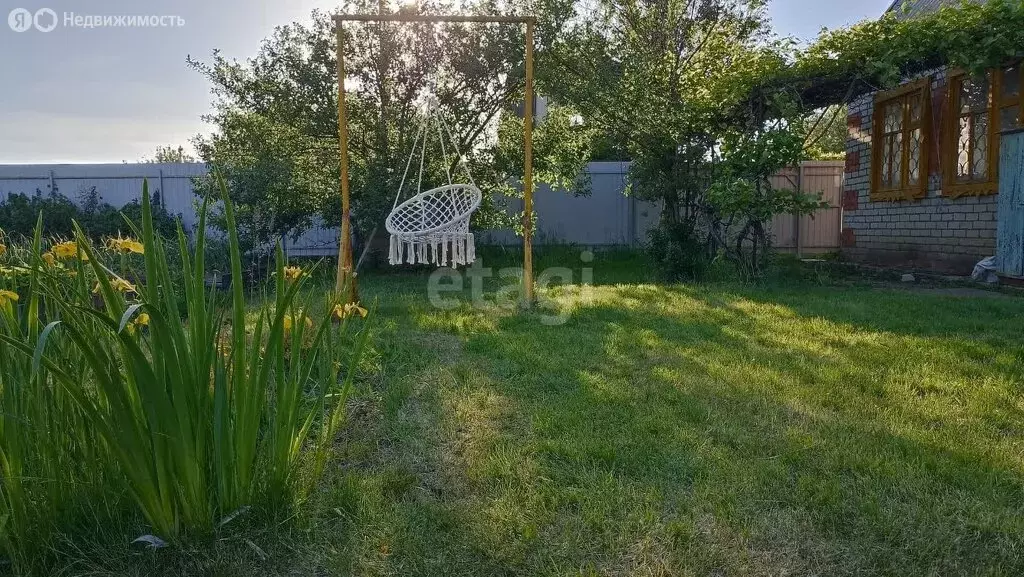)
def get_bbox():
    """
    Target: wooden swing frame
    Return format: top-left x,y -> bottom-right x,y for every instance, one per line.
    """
333,12 -> 538,306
